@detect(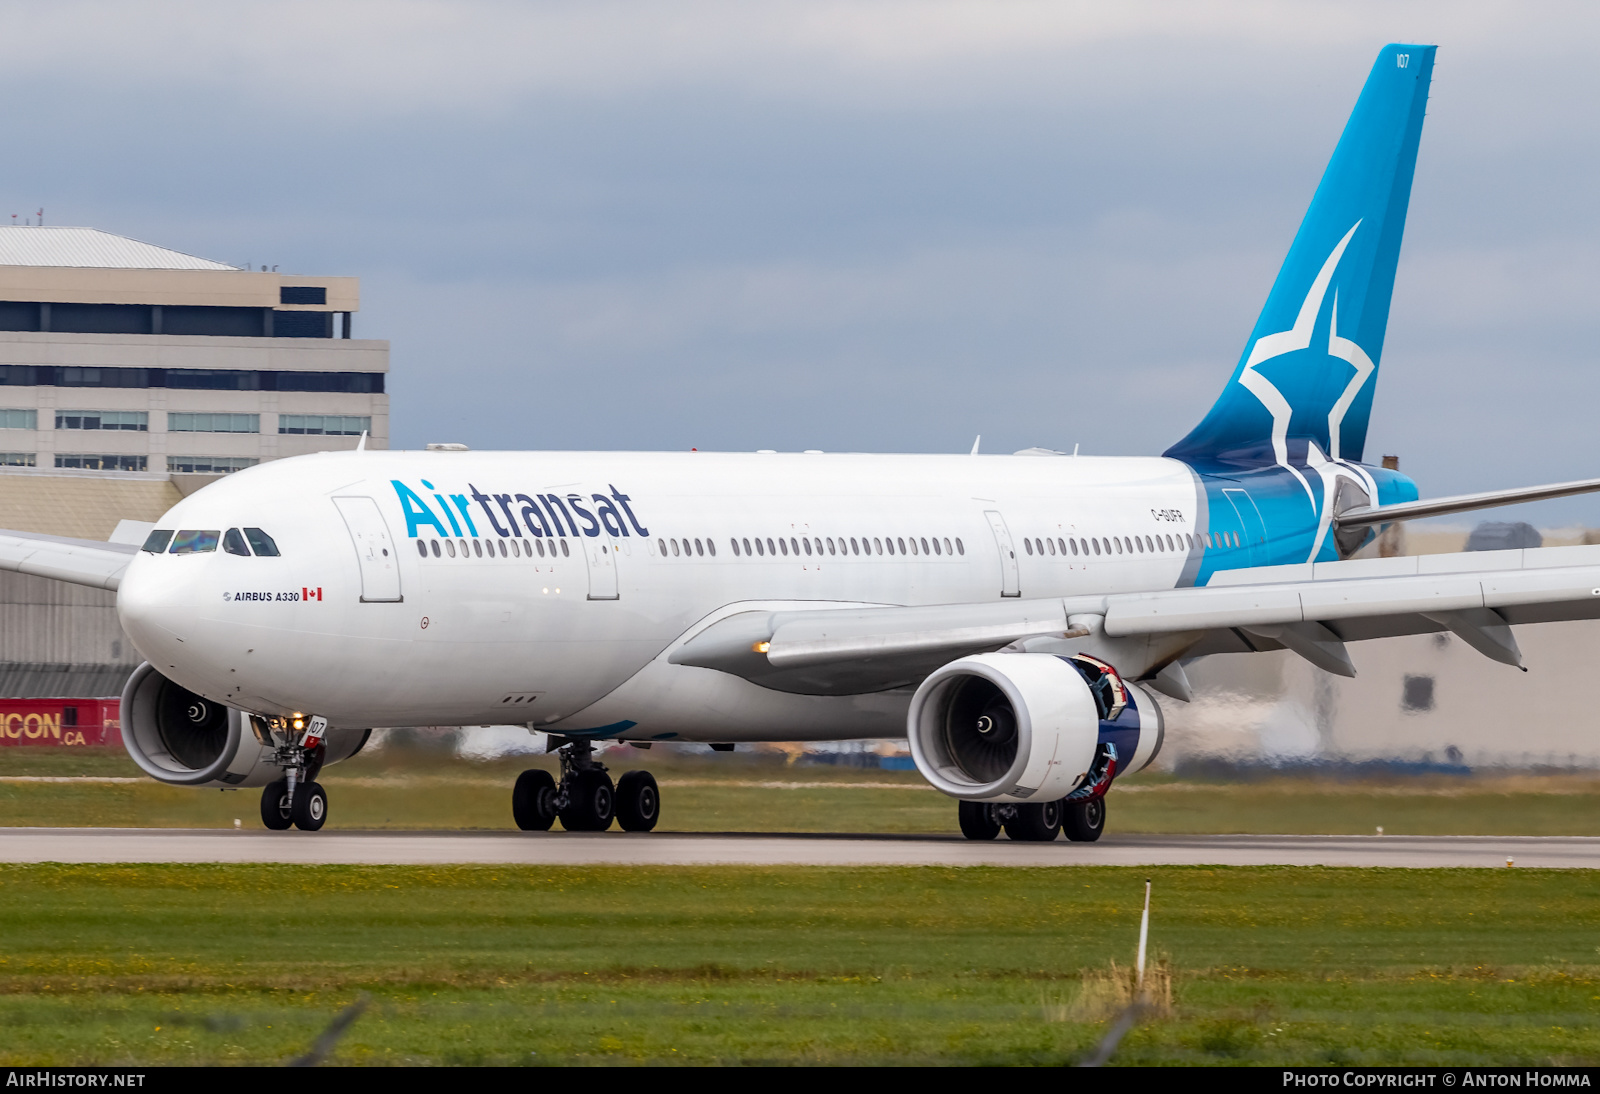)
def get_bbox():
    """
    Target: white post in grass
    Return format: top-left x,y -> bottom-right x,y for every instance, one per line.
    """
1135,878 -> 1151,994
